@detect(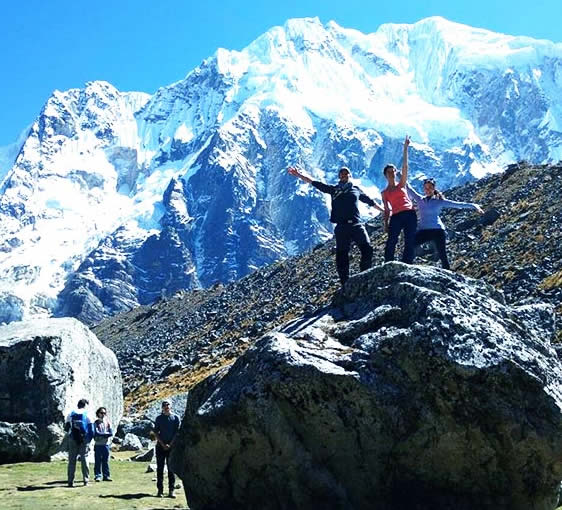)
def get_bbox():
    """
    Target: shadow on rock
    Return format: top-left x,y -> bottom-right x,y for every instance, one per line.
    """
170,262 -> 562,510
